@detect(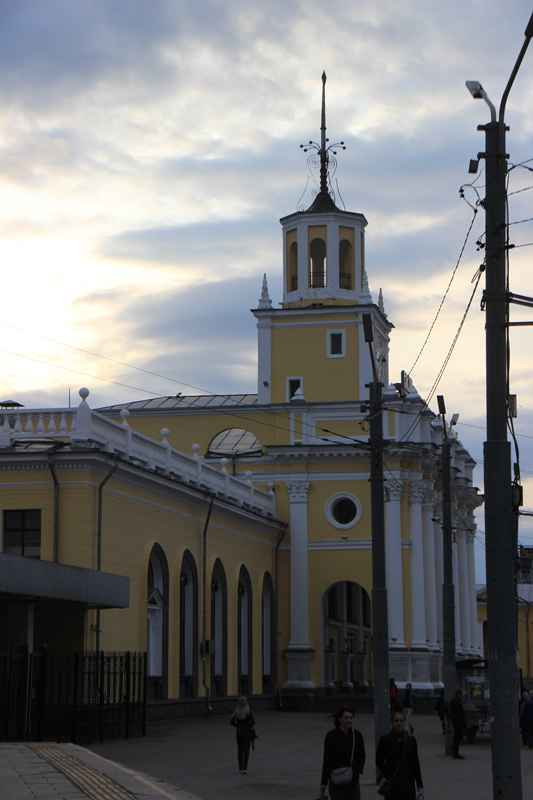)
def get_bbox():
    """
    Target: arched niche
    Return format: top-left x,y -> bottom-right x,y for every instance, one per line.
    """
210,558 -> 228,696
146,544 -> 169,699
179,550 -> 199,698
